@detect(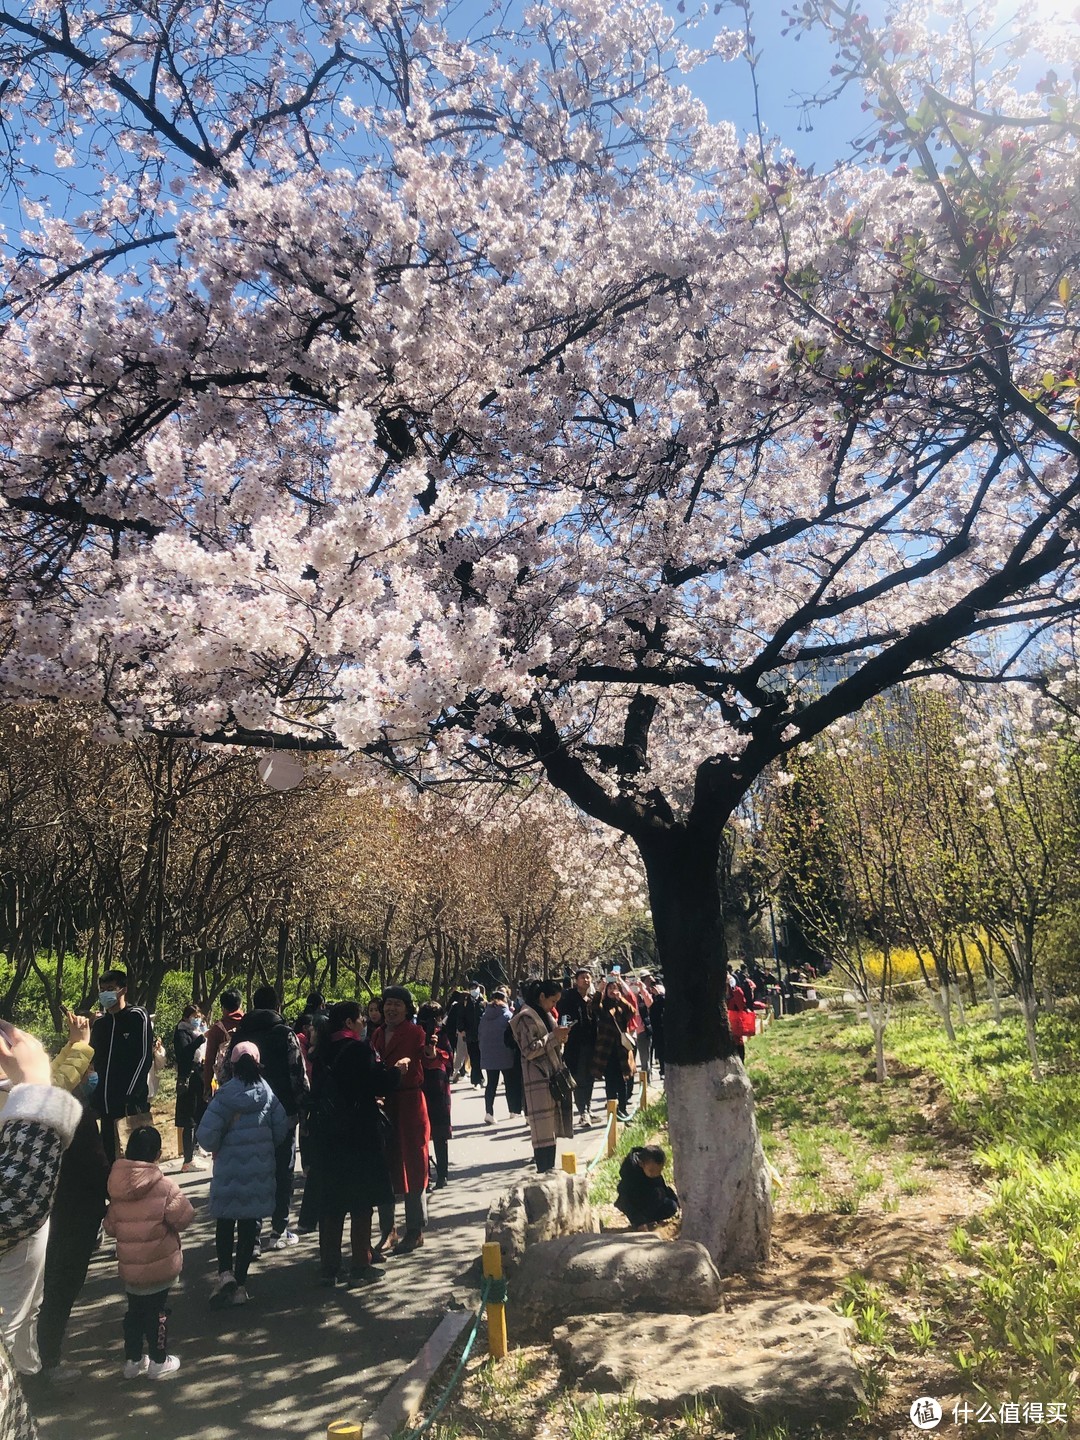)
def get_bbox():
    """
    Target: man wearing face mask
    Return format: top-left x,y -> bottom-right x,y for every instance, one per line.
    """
89,969 -> 154,1165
